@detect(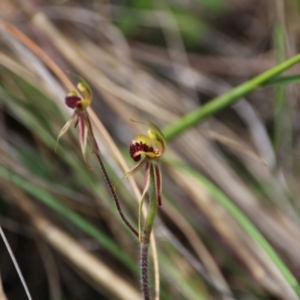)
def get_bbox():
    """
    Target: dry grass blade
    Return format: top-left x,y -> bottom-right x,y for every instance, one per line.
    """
0,226 -> 32,300
0,20 -> 73,92
200,129 -> 267,166
32,13 -> 176,121
2,180 -> 141,300
0,276 -> 7,300
173,128 -> 300,268
161,201 -> 234,300
35,240 -> 62,300
167,166 -> 298,300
